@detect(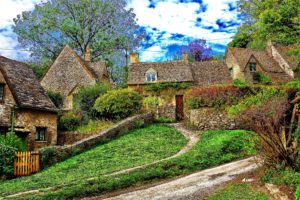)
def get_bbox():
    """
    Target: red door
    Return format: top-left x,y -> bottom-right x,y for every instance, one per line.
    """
176,95 -> 184,121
